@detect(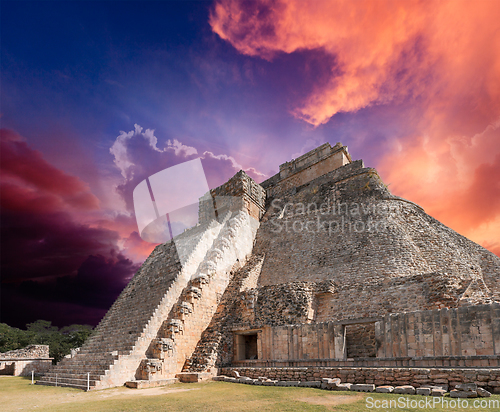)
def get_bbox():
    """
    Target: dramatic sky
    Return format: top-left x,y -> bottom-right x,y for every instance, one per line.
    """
1,0 -> 499,328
